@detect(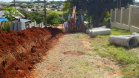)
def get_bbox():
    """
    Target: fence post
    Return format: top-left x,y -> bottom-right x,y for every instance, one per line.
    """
17,22 -> 21,31
34,21 -> 36,27
14,22 -> 18,31
10,22 -> 14,30
114,8 -> 118,23
42,22 -> 43,28
29,22 -> 31,28
21,22 -> 25,30
128,6 -> 133,30
120,7 -> 125,24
